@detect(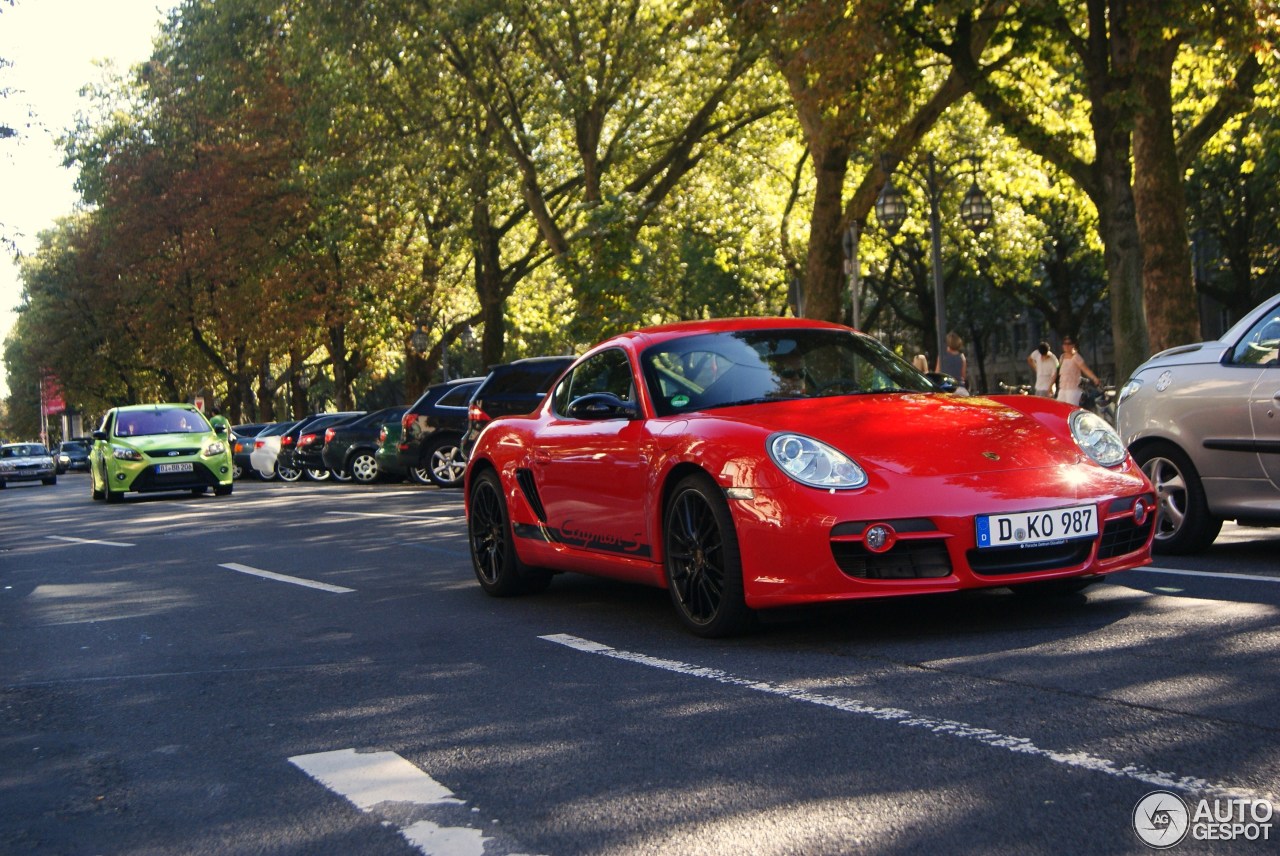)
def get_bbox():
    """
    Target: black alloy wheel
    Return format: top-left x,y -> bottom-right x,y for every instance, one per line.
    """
468,469 -> 551,595
663,473 -> 754,637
